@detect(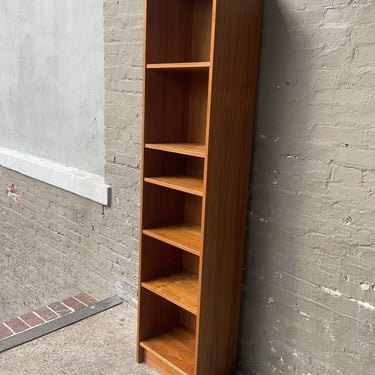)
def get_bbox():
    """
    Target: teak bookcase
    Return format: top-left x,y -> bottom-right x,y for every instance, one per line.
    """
137,0 -> 263,374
